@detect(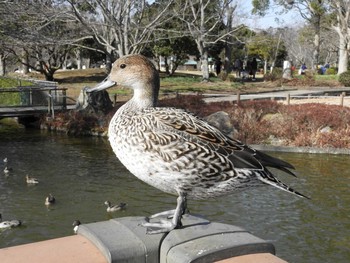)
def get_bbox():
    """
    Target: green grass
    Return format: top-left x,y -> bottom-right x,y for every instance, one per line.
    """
315,74 -> 338,81
0,118 -> 24,132
0,77 -> 35,105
